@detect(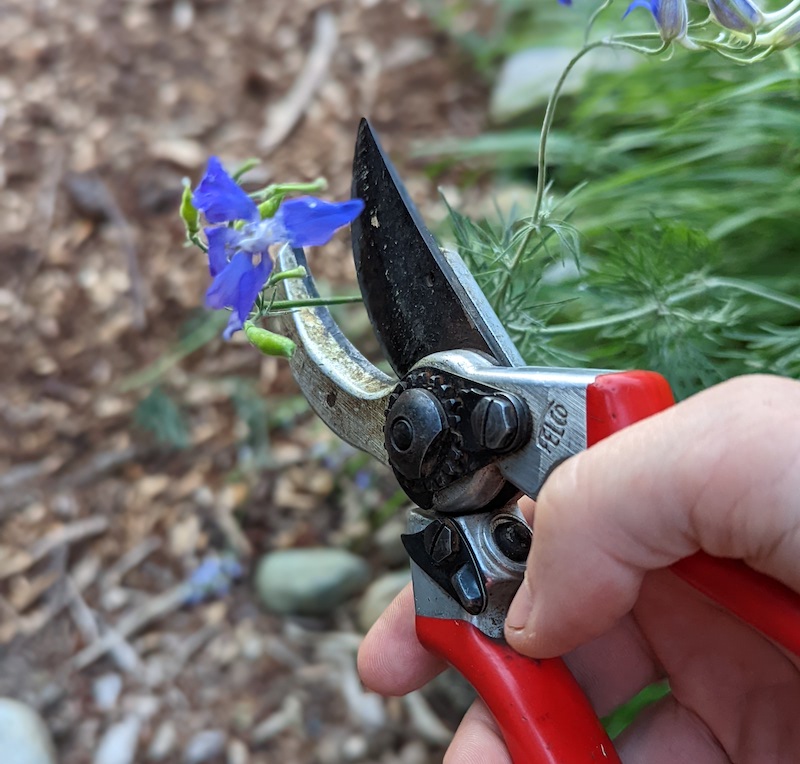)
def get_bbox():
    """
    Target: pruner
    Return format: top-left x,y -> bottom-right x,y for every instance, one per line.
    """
276,119 -> 800,763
